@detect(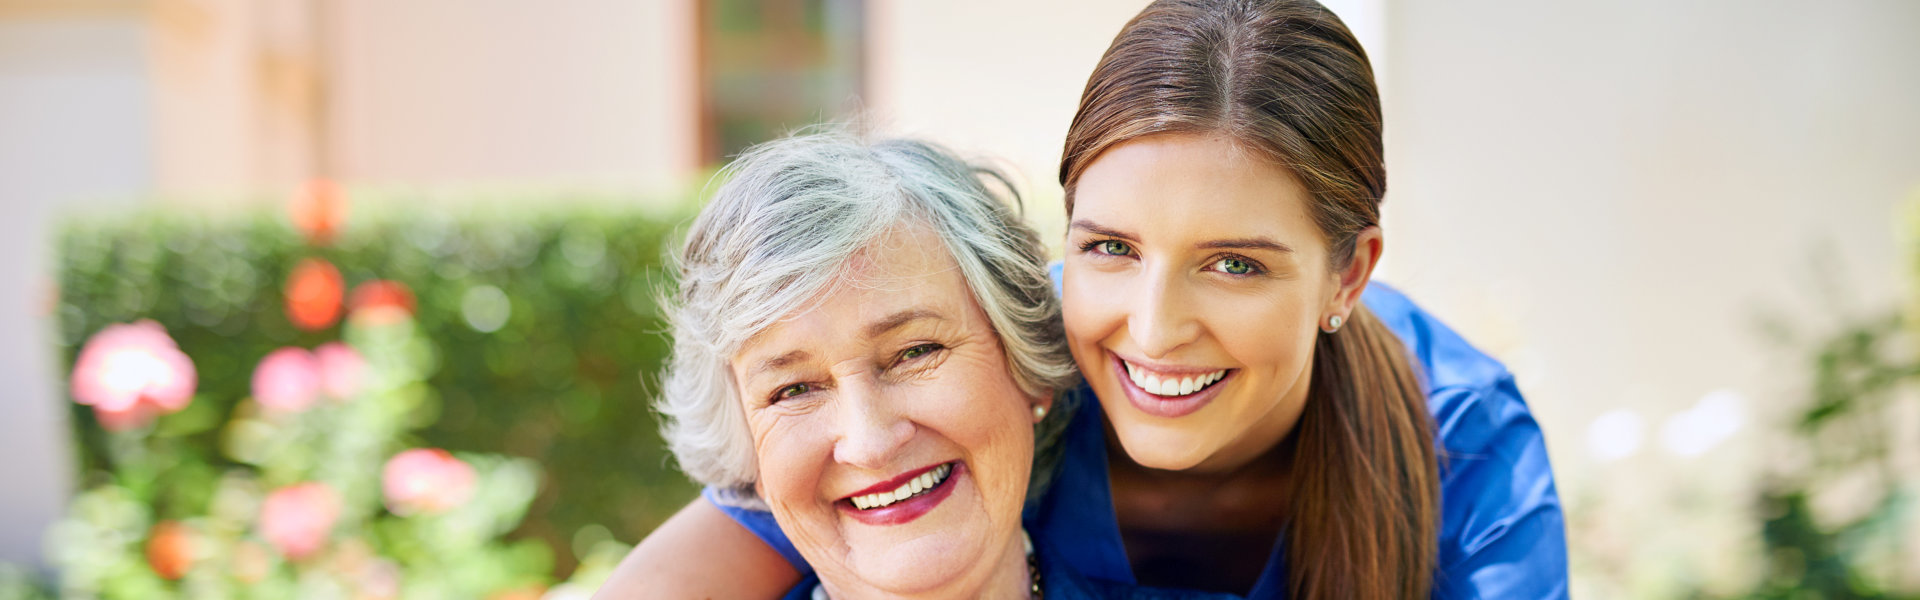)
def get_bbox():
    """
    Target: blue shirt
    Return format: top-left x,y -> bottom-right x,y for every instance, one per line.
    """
711,283 -> 1570,599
